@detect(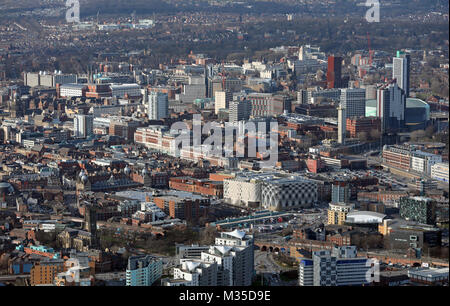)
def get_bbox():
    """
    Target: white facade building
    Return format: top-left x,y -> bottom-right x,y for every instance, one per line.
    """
299,246 -> 376,286
224,172 -> 317,211
163,230 -> 254,287
431,163 -> 449,183
376,82 -> 406,131
110,84 -> 142,98
411,151 -> 442,175
59,84 -> 86,98
148,92 -> 169,120
73,114 -> 94,138
215,90 -> 232,115
393,51 -> 410,97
